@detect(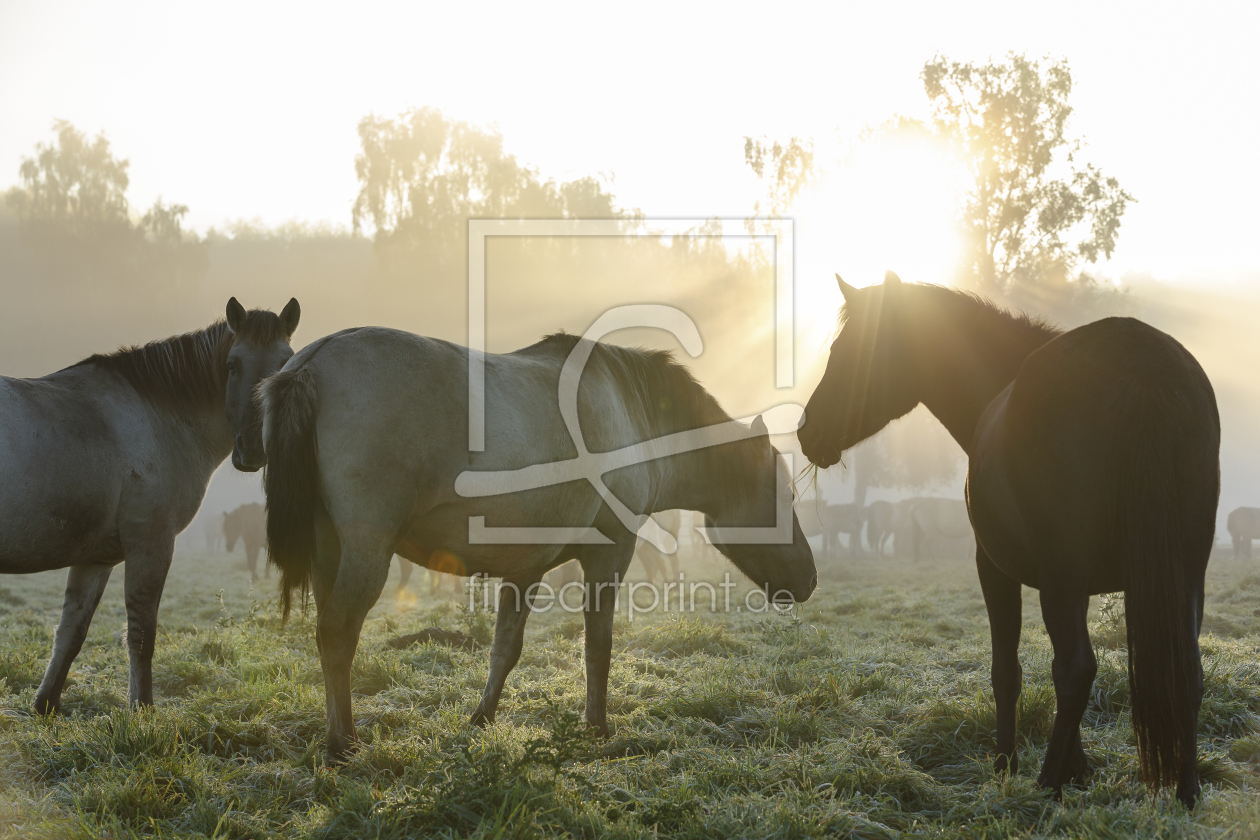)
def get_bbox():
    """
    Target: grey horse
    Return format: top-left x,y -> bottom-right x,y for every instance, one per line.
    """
261,327 -> 817,760
0,298 -> 298,714
1228,507 -> 1260,560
